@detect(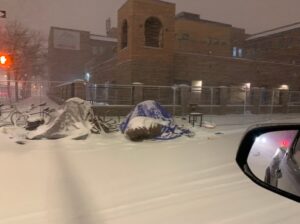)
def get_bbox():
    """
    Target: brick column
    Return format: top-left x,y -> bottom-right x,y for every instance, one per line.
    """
280,90 -> 290,113
132,82 -> 143,105
179,84 -> 190,116
219,86 -> 228,114
251,87 -> 262,114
